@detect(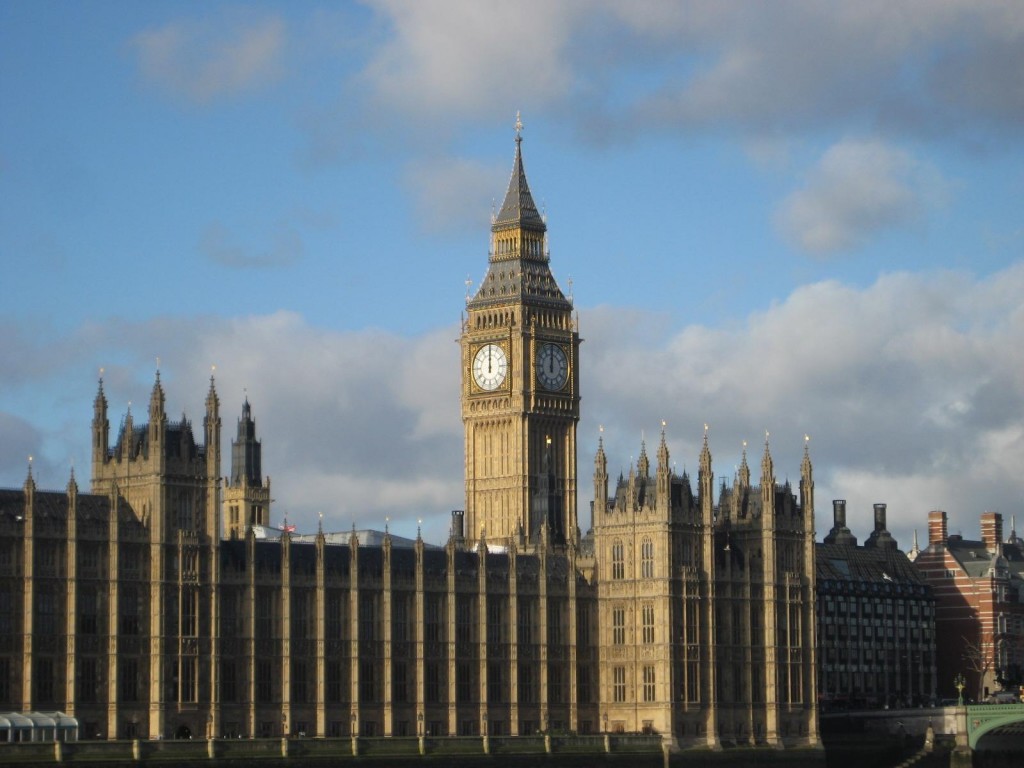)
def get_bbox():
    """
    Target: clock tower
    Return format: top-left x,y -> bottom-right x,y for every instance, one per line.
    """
461,118 -> 580,549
